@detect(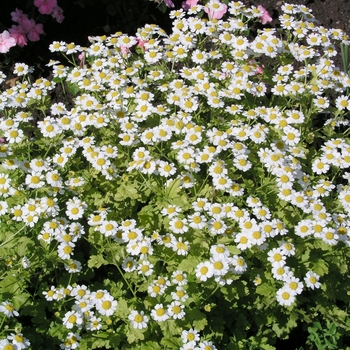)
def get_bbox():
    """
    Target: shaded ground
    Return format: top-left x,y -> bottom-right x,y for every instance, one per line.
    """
0,0 -> 349,77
